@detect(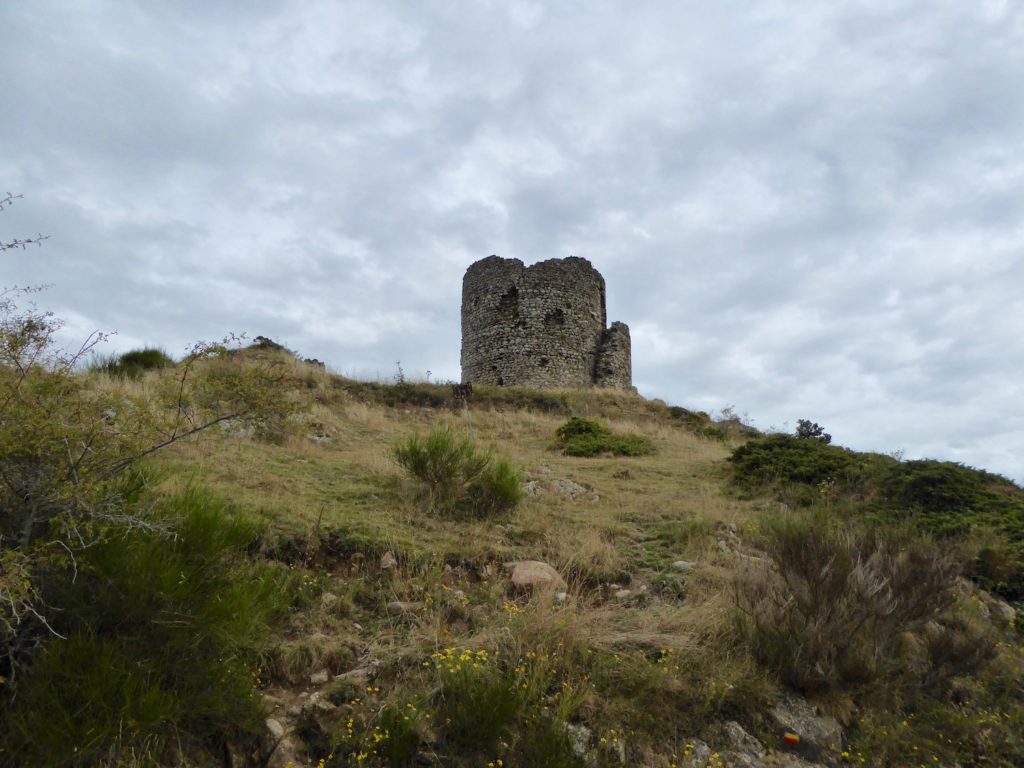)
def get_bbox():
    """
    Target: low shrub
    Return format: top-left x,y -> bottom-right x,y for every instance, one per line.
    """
428,646 -> 585,764
878,460 -> 1024,532
696,424 -> 727,440
667,406 -> 725,439
735,511 -> 958,694
392,427 -> 522,518
729,434 -> 875,490
94,346 -> 175,379
968,535 -> 1024,597
881,459 -> 991,511
555,417 -> 653,457
0,487 -> 296,766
